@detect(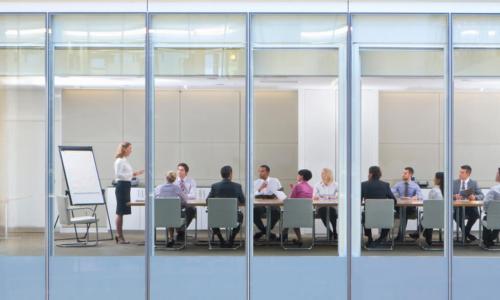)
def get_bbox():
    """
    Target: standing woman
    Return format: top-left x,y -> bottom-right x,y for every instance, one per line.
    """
114,142 -> 144,244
